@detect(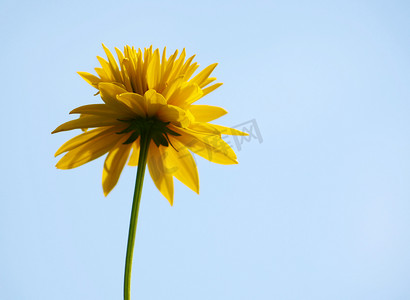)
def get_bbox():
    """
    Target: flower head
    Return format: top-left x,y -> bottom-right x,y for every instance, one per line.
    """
52,44 -> 246,205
